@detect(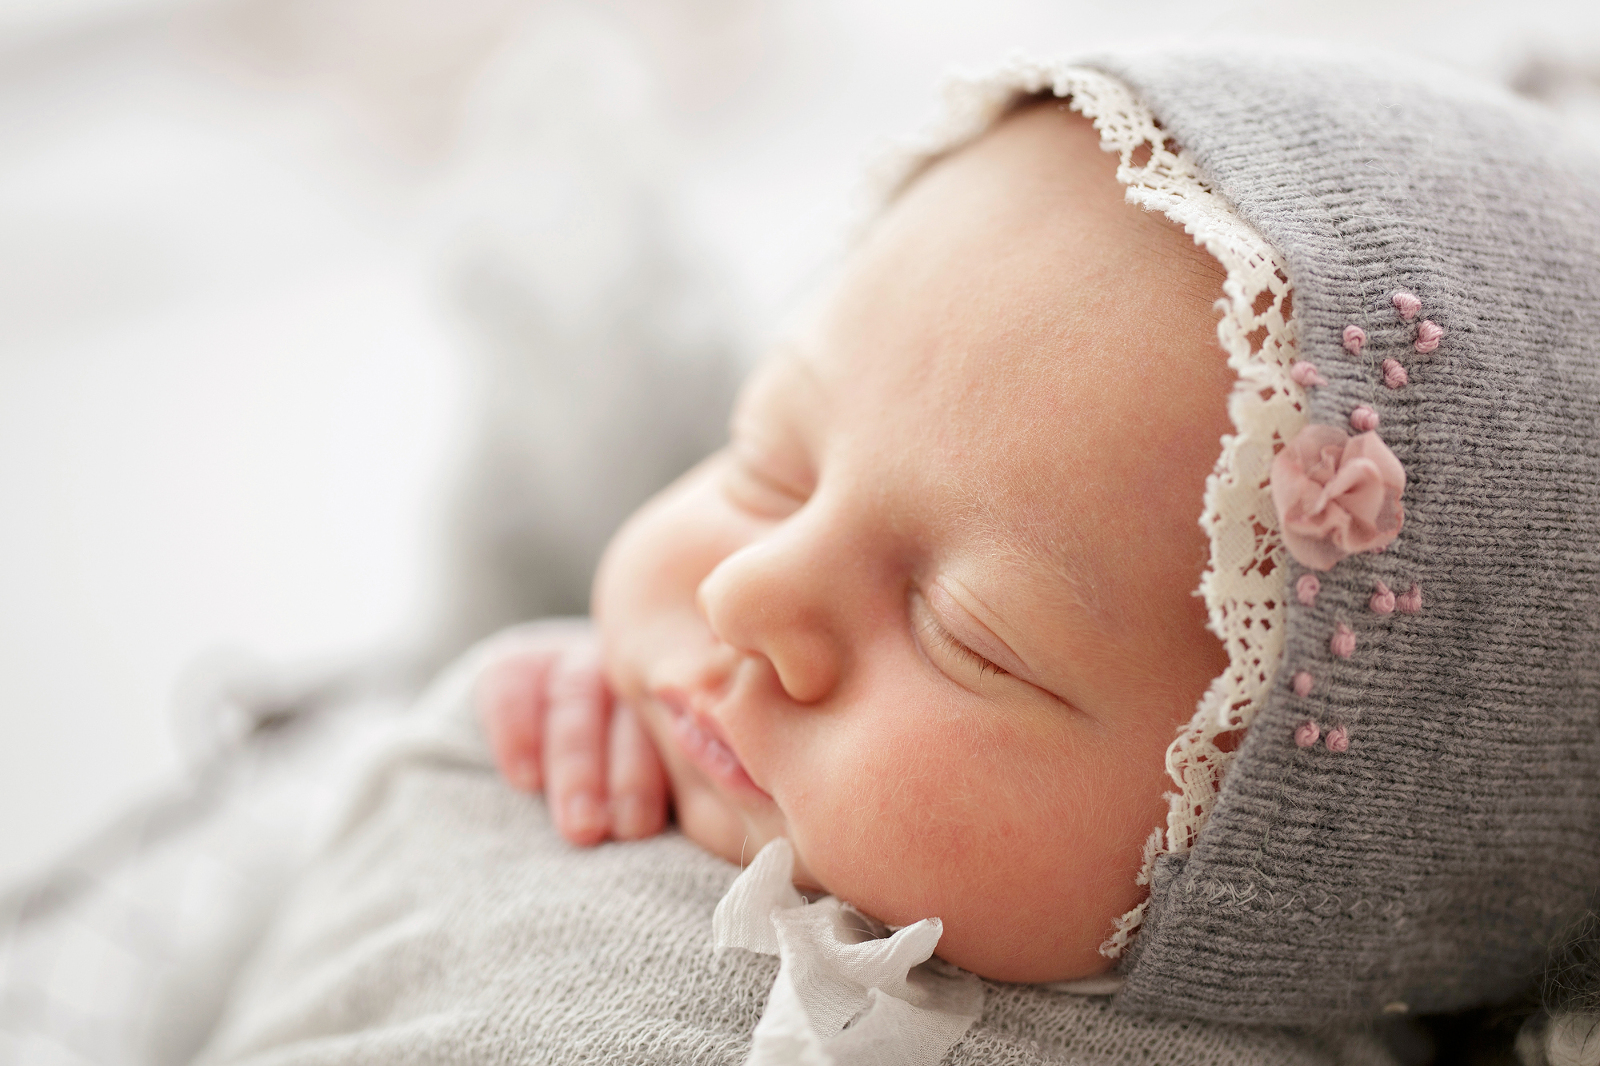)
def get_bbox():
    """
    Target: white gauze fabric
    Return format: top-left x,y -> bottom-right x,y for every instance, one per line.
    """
711,839 -> 982,1066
